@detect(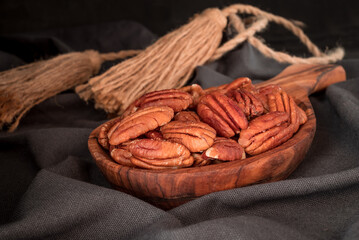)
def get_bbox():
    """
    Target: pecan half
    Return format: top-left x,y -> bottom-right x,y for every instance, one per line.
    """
267,90 -> 289,113
258,84 -> 282,97
226,88 -> 264,119
224,77 -> 254,92
238,111 -> 291,155
174,111 -> 200,122
297,106 -> 308,125
161,120 -> 216,152
109,144 -> 135,167
108,106 -> 174,146
197,91 -> 248,138
267,91 -> 307,133
192,153 -> 211,167
128,139 -> 193,169
202,137 -> 246,161
145,130 -> 163,140
257,84 -> 282,111
122,89 -> 193,117
179,84 -> 205,108
98,118 -> 121,150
